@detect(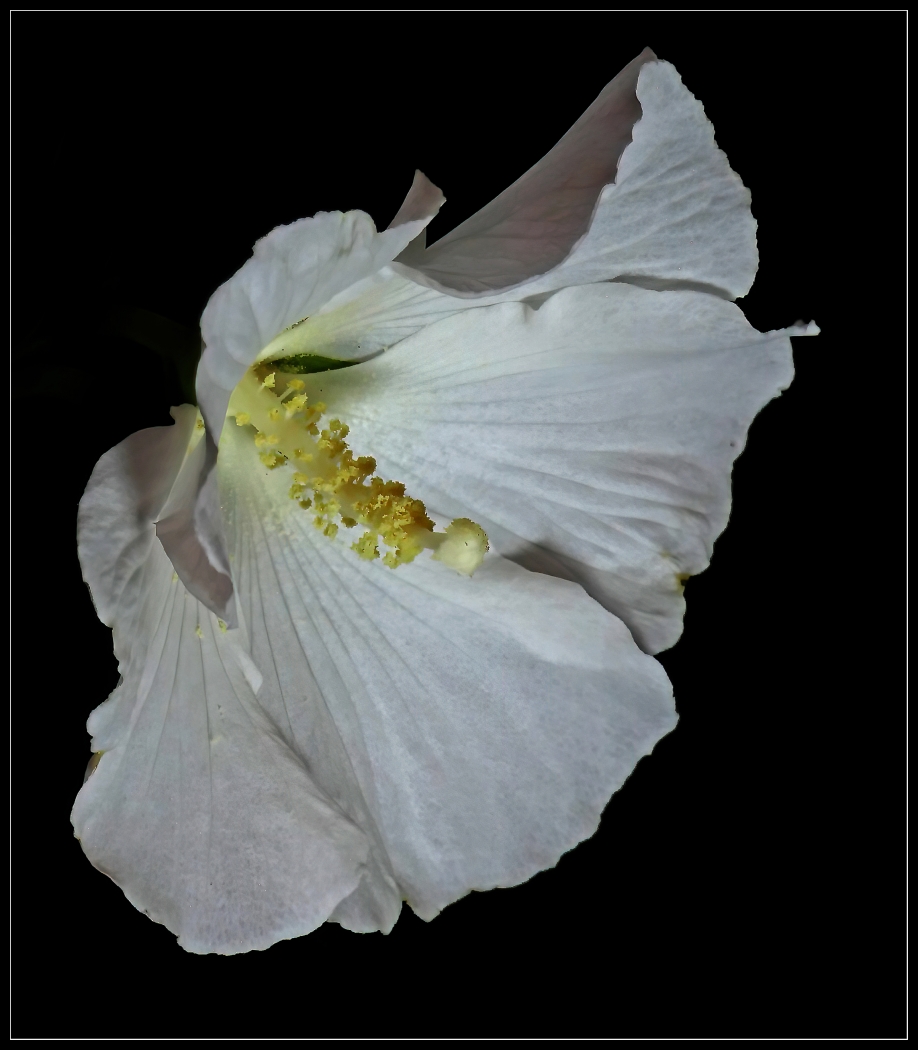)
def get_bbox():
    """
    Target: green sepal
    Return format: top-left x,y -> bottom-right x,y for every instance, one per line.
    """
271,354 -> 358,375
